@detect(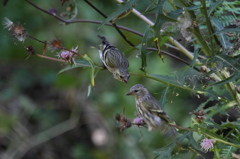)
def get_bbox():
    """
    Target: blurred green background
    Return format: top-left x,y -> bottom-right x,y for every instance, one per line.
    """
0,1 -> 204,159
